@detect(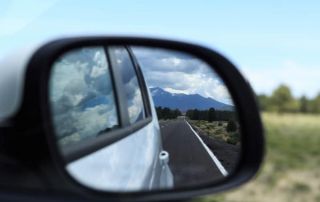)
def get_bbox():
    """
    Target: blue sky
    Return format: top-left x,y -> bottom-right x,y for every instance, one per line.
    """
1,0 -> 320,98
